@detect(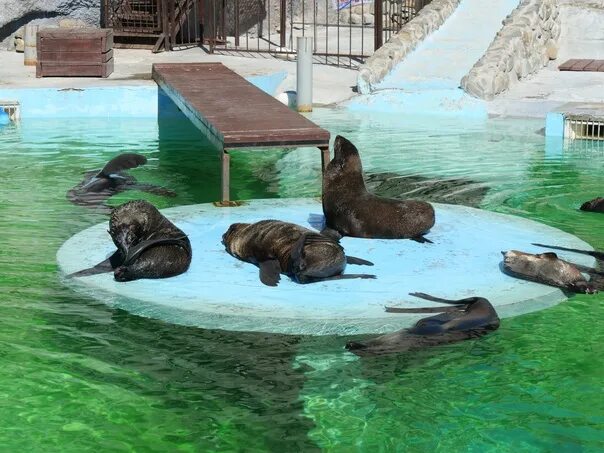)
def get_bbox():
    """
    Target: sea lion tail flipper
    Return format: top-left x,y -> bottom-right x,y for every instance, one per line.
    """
531,242 -> 604,260
131,183 -> 177,198
346,256 -> 374,266
259,260 -> 282,286
66,250 -> 123,278
408,292 -> 468,304
123,236 -> 189,266
411,235 -> 433,244
320,227 -> 343,241
97,153 -> 147,177
314,274 -> 377,282
386,306 -> 461,313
